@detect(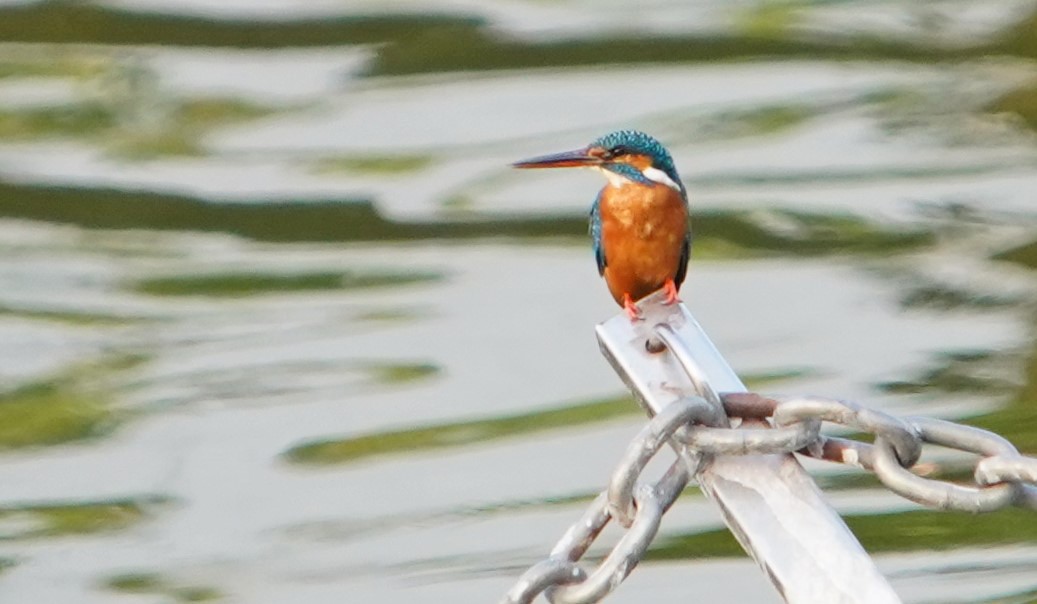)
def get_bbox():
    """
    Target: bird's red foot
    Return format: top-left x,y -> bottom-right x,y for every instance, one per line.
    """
622,293 -> 643,321
662,279 -> 680,305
